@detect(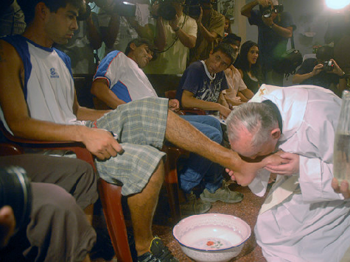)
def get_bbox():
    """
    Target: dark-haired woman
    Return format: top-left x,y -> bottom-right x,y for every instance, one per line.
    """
235,41 -> 264,94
